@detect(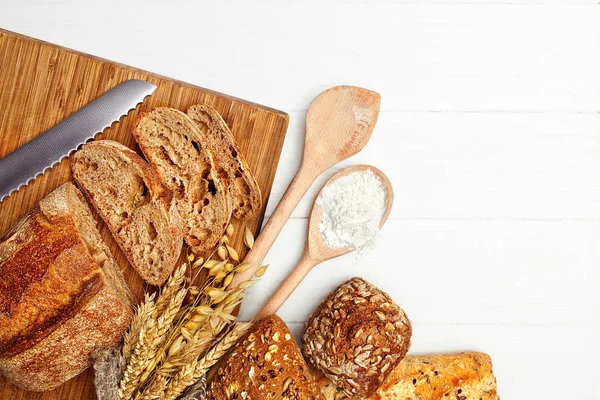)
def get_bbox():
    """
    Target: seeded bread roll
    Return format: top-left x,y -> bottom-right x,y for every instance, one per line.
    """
71,140 -> 183,285
133,107 -> 232,251
0,183 -> 134,391
318,352 -> 500,400
208,315 -> 323,400
302,277 -> 412,399
187,104 -> 262,220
